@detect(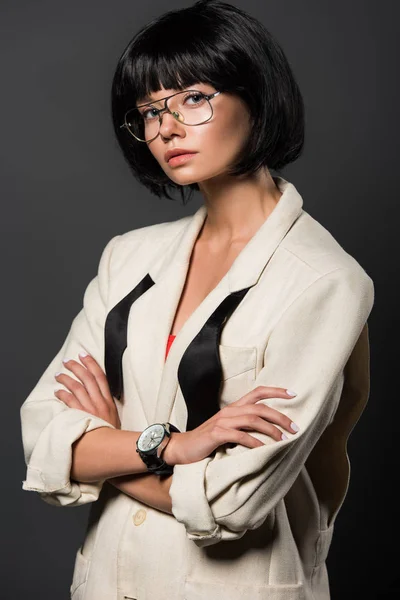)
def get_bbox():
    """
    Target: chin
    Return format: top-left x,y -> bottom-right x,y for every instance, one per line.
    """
167,167 -> 223,187
173,178 -> 200,187
166,171 -> 202,186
